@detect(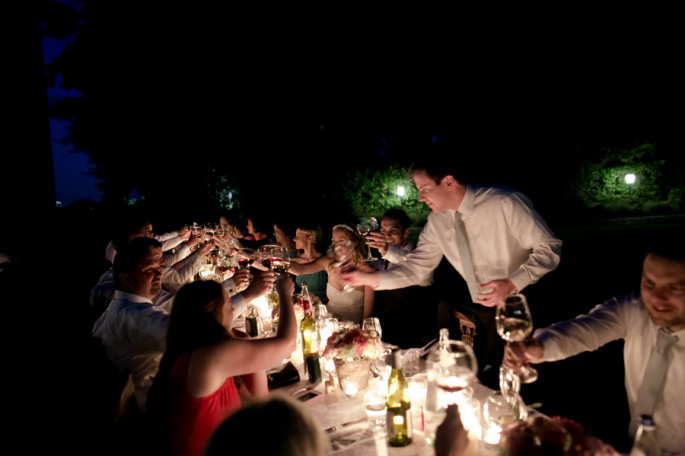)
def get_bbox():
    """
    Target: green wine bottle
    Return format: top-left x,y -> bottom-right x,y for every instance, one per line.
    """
386,348 -> 413,446
300,283 -> 321,383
